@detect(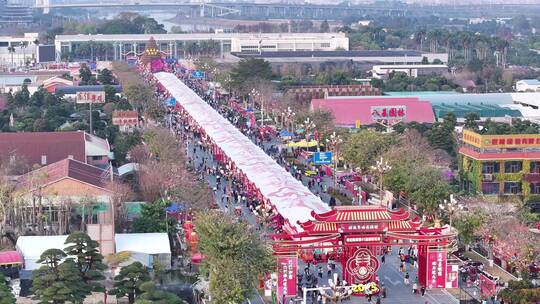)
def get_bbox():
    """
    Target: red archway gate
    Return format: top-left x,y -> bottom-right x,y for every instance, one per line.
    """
272,206 -> 455,289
